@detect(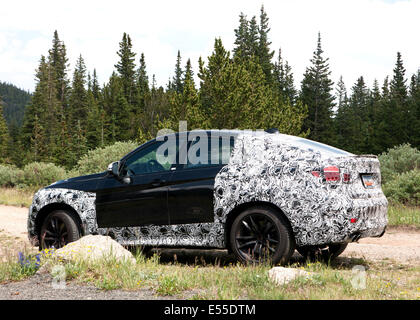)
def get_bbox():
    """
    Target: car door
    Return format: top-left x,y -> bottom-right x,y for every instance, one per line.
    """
167,134 -> 235,225
95,140 -> 174,228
